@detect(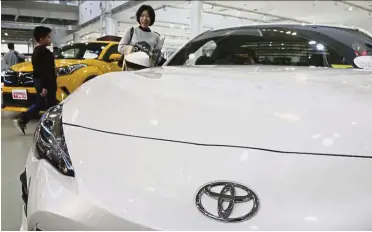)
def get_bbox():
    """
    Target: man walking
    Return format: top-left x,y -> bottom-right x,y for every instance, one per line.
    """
14,26 -> 58,135
3,43 -> 25,69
